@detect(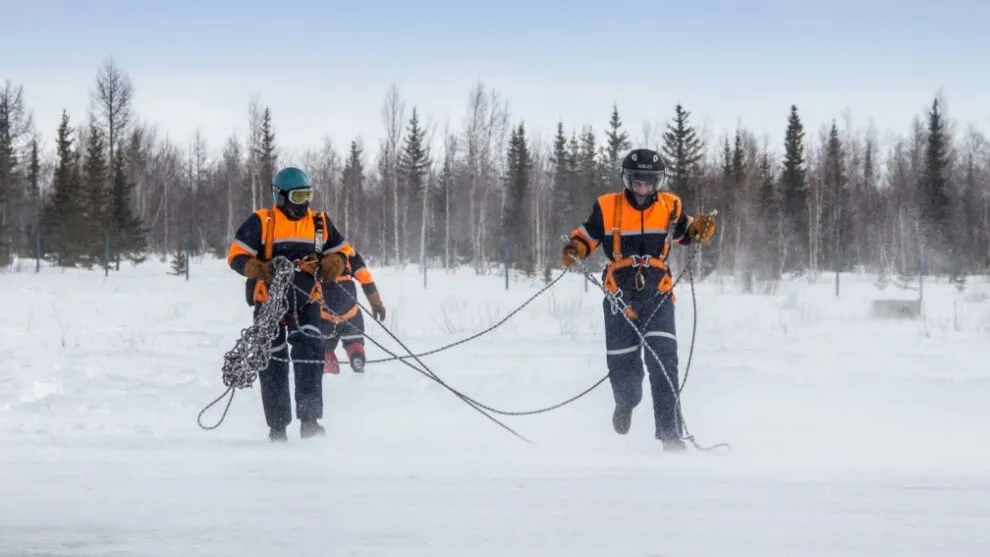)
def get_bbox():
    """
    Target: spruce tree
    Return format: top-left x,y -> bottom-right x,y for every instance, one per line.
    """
82,116 -> 109,267
256,107 -> 277,201
918,97 -> 952,274
721,137 -> 732,182
603,103 -> 631,184
109,144 -> 147,266
503,123 -> 533,273
0,84 -> 21,266
862,134 -> 880,271
731,131 -> 746,186
577,127 -> 599,223
399,108 -> 430,261
168,246 -> 187,276
822,120 -> 849,271
24,137 -> 40,250
780,105 -> 807,271
342,140 -> 364,236
550,121 -> 572,241
661,104 -> 704,211
729,130 -> 748,278
39,111 -> 86,266
757,151 -> 780,280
